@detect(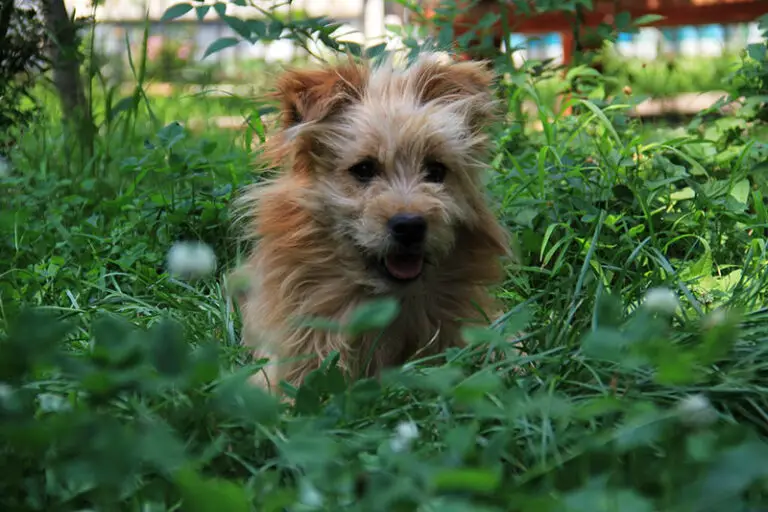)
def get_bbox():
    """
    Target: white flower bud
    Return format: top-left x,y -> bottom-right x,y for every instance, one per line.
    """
643,287 -> 679,315
0,155 -> 10,177
0,383 -> 13,400
676,393 -> 717,427
167,241 -> 217,280
703,308 -> 727,330
298,480 -> 324,508
390,420 -> 419,452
